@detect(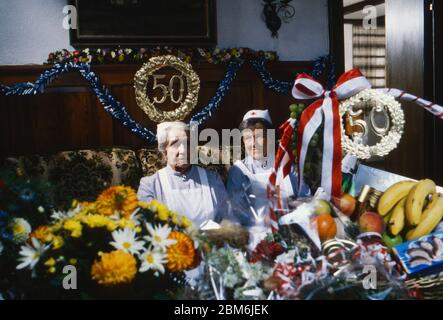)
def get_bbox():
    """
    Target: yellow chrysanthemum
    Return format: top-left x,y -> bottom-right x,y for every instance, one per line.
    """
148,200 -> 170,221
91,250 -> 137,287
79,201 -> 97,214
166,231 -> 197,272
80,214 -> 116,231
63,220 -> 82,238
138,201 -> 150,209
49,221 -> 63,233
30,225 -> 53,243
170,213 -> 180,225
96,186 -> 138,218
44,257 -> 56,267
169,213 -> 192,228
52,235 -> 64,249
158,210 -> 169,222
116,218 -> 137,230
181,217 -> 192,228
